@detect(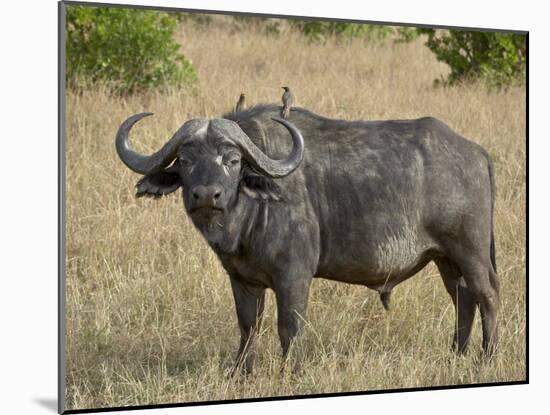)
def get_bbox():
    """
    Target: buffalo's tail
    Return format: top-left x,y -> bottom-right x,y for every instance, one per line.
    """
380,291 -> 391,311
487,153 -> 497,274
